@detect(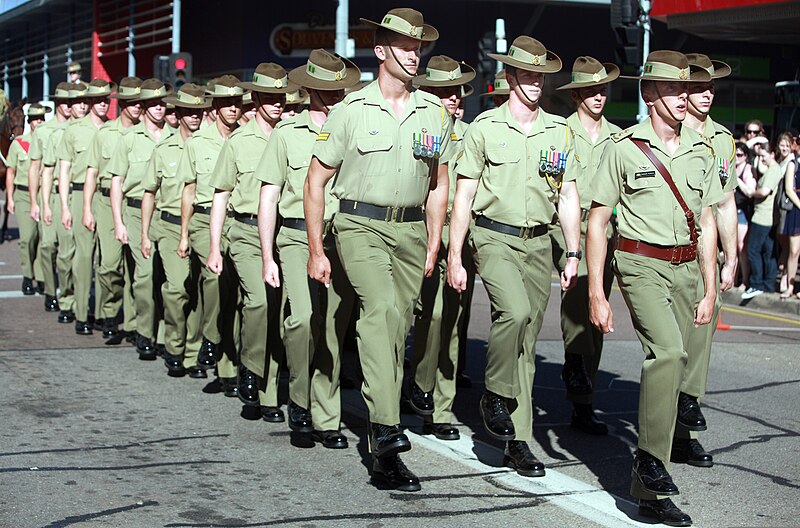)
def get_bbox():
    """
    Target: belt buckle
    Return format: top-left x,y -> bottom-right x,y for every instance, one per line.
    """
670,246 -> 682,264
519,226 -> 531,239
